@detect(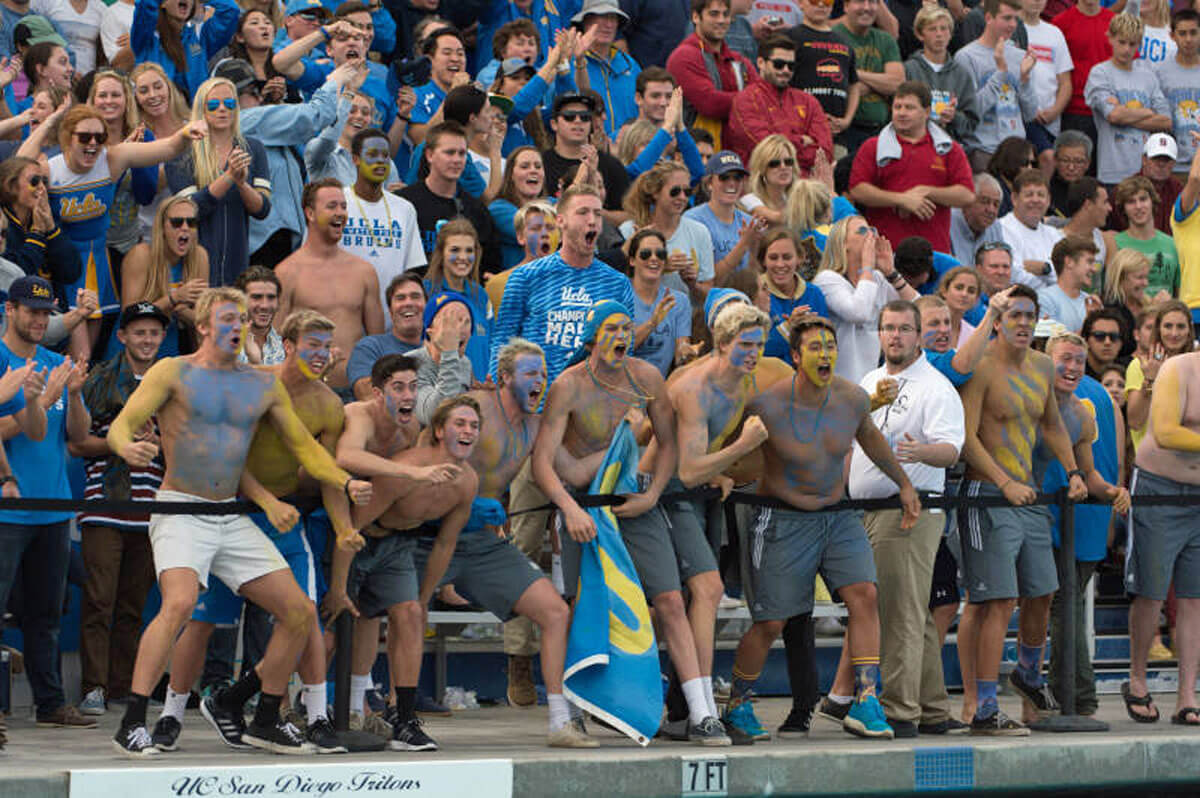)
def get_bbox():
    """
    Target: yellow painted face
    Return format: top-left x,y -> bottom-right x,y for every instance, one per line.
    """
594,313 -> 634,368
798,328 -> 837,387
